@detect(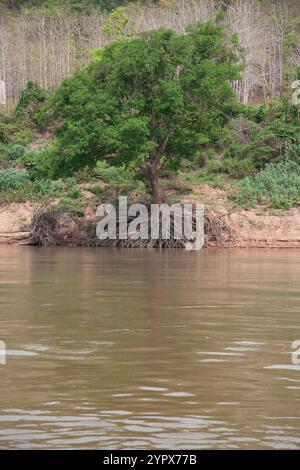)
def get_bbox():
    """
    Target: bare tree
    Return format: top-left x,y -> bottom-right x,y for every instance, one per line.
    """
0,0 -> 296,108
